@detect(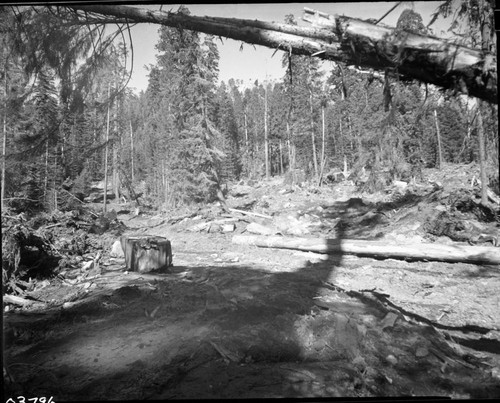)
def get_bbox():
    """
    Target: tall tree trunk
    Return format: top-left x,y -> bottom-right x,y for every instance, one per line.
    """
53,147 -> 57,211
161,158 -> 165,204
44,139 -> 49,202
264,84 -> 270,179
321,104 -> 326,173
103,83 -> 111,212
244,112 -> 249,150
163,159 -> 169,206
309,90 -> 318,179
112,89 -> 120,202
243,112 -> 249,177
129,119 -> 134,183
339,117 -> 344,164
433,109 -> 443,170
1,70 -> 7,212
92,106 -> 98,175
476,102 -> 489,205
477,0 -> 493,205
279,138 -> 284,174
317,103 -> 327,186
286,121 -> 292,171
113,146 -> 119,202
